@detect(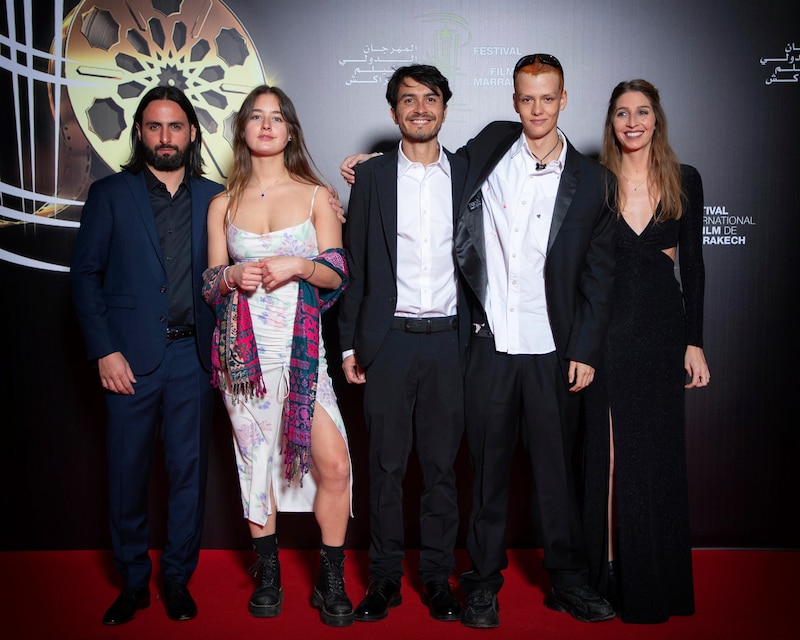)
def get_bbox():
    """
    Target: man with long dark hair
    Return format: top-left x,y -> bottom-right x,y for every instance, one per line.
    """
71,85 -> 224,625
